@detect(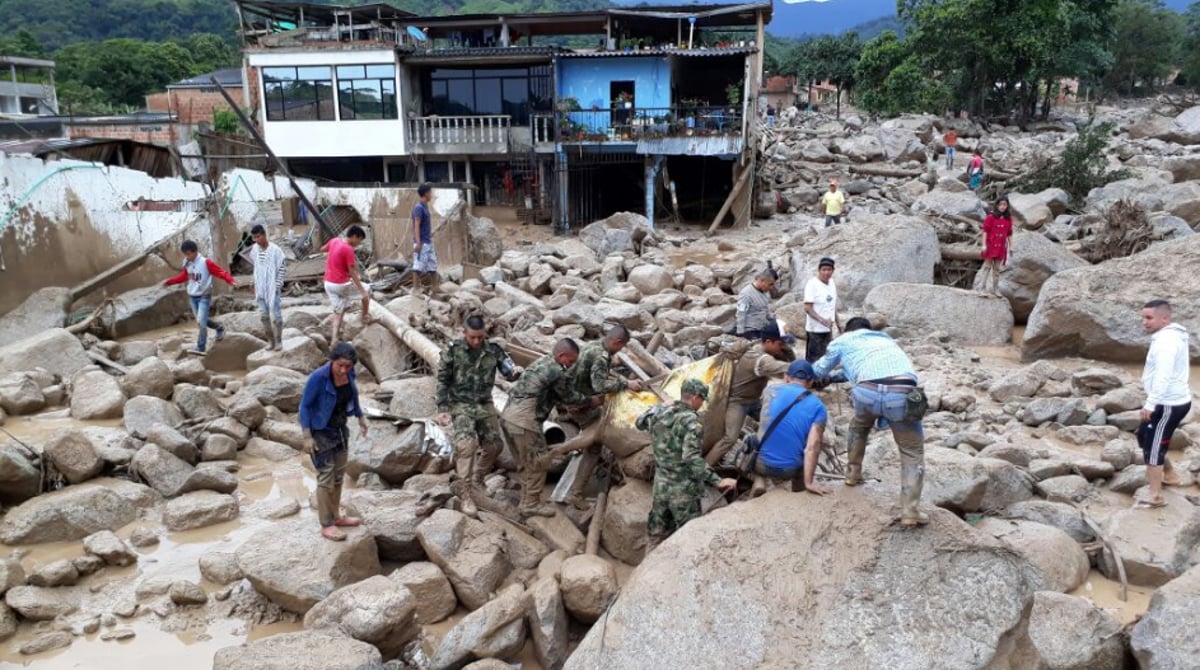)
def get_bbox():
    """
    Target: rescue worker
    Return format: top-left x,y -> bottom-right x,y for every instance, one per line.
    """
707,323 -> 793,466
644,379 -> 737,550
434,315 -> 522,517
500,338 -> 594,519
559,325 -> 644,509
735,268 -> 778,339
